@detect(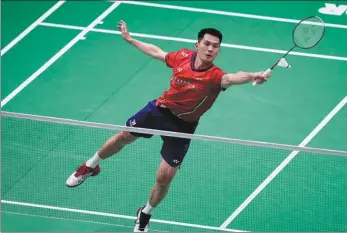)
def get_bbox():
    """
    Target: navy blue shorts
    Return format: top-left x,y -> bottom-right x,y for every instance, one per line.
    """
126,100 -> 198,167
